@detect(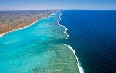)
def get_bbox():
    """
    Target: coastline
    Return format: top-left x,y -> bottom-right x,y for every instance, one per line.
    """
0,10 -> 84,73
0,20 -> 38,37
0,11 -> 56,37
0,33 -> 5,37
